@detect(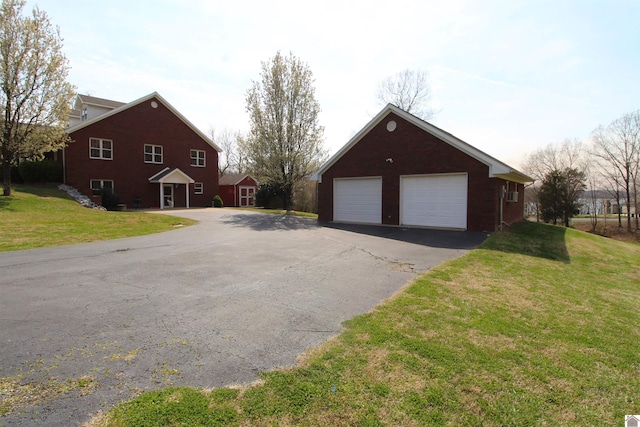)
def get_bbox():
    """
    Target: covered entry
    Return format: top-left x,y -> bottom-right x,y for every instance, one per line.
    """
149,167 -> 195,209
